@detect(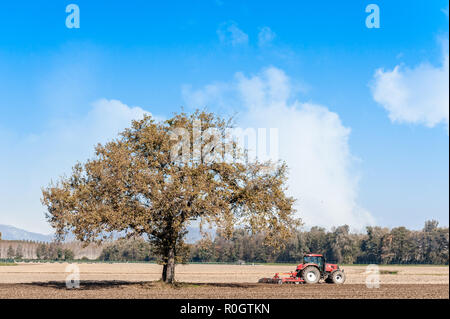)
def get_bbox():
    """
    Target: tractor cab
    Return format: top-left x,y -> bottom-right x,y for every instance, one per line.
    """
300,253 -> 339,273
303,254 -> 325,272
